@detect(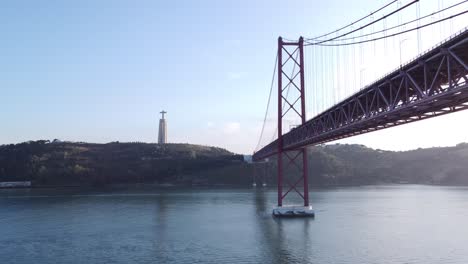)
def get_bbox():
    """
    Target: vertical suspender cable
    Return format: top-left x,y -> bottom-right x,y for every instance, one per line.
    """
336,32 -> 340,102
439,0 -> 443,39
416,0 -> 421,54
